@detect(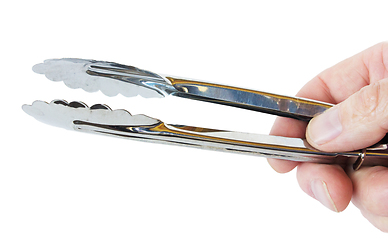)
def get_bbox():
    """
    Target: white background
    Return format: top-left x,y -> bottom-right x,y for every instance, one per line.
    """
2,0 -> 388,239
